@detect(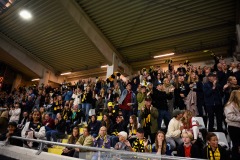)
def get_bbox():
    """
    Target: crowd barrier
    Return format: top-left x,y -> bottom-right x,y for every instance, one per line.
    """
0,136 -> 206,160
